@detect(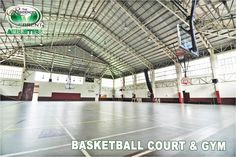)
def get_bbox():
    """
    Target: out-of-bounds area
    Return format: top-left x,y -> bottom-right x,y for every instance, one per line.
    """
0,102 -> 235,156
1,0 -> 236,157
